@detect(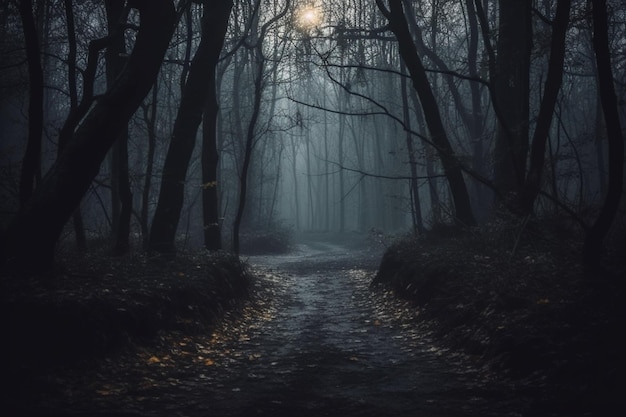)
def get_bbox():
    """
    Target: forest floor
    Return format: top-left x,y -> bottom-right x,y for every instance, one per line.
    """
372,220 -> 626,416
1,225 -> 624,416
